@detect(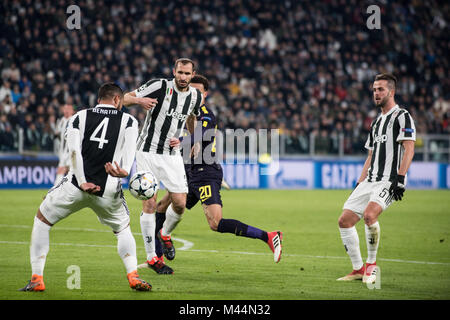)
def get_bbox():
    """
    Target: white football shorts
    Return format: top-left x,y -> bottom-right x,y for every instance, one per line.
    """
343,179 -> 395,219
40,177 -> 130,232
135,151 -> 188,194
